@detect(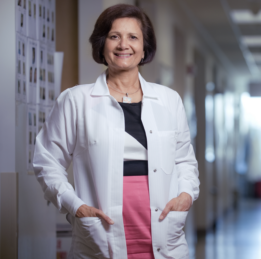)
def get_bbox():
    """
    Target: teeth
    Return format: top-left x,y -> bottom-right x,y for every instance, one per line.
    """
116,54 -> 131,56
